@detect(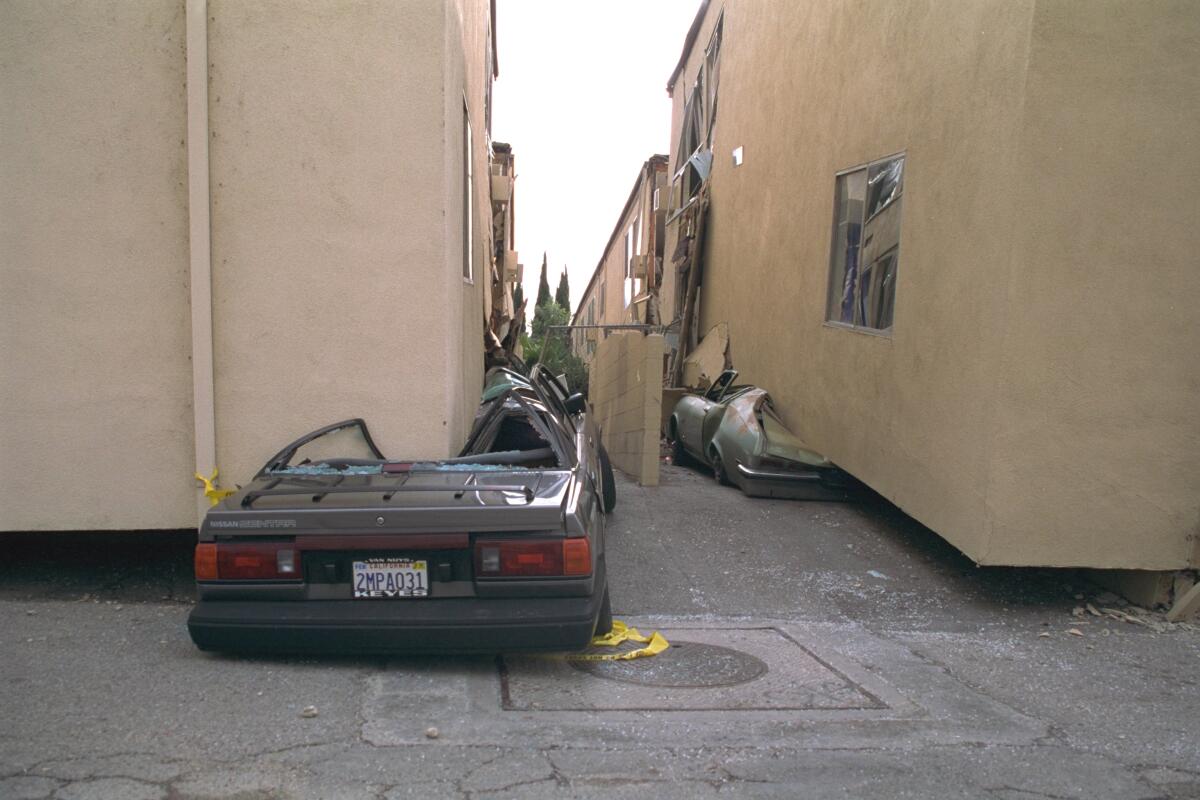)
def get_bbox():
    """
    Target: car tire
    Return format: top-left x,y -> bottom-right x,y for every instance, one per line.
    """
670,428 -> 689,466
712,451 -> 731,486
594,585 -> 613,637
598,445 -> 617,513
